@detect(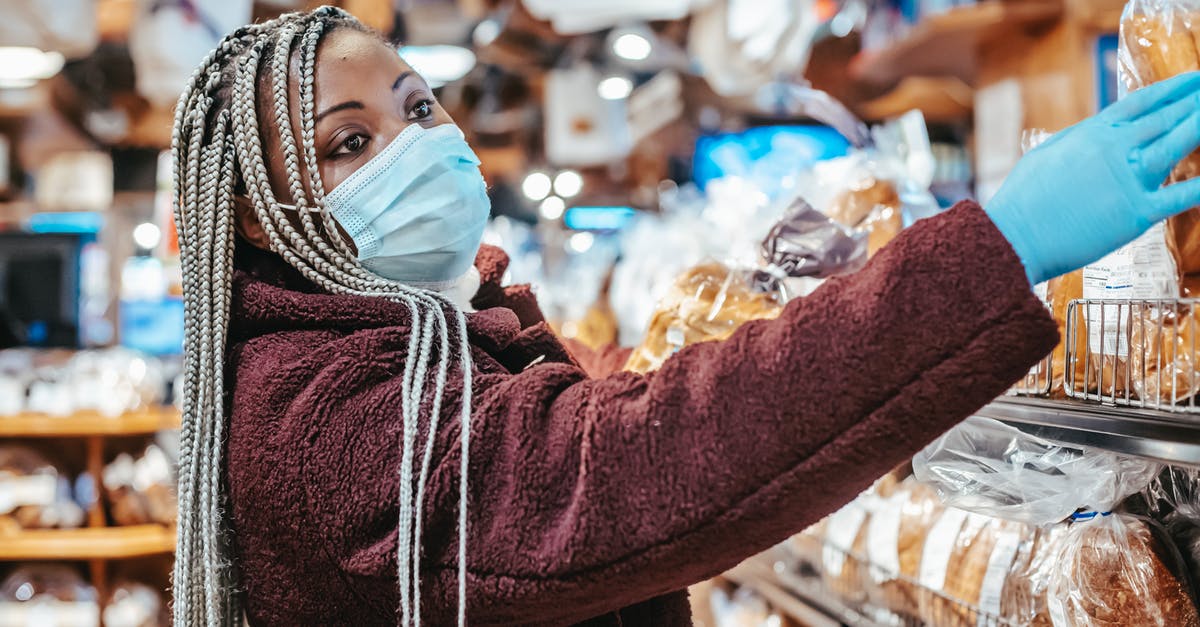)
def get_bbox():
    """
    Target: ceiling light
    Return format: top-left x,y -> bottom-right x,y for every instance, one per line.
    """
612,33 -> 652,61
539,196 -> 565,220
553,170 -> 583,198
522,172 -> 552,201
568,231 -> 595,254
473,18 -> 502,48
0,47 -> 65,89
399,45 -> 476,88
133,222 -> 161,250
598,76 -> 633,101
